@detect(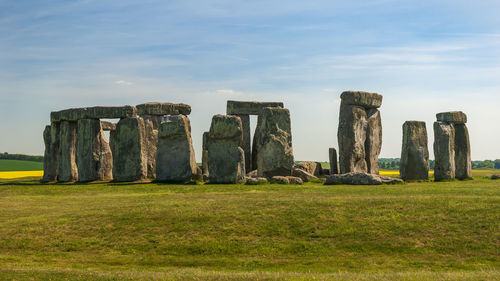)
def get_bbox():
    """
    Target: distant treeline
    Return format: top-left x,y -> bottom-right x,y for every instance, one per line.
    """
1,152 -> 43,162
379,158 -> 500,170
